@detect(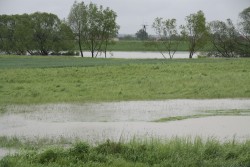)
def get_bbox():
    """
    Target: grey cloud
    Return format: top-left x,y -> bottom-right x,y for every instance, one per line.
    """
0,0 -> 249,34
